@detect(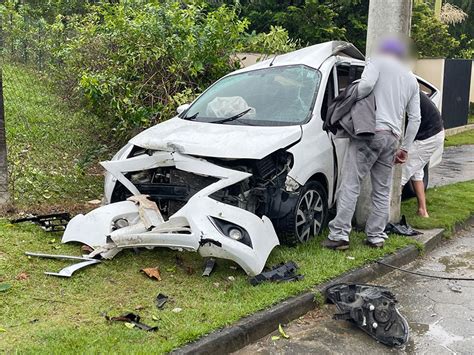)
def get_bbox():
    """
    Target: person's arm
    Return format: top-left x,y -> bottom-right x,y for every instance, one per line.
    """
400,84 -> 421,151
357,58 -> 380,100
